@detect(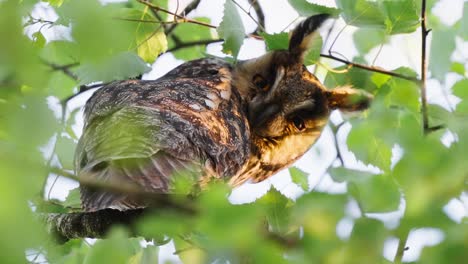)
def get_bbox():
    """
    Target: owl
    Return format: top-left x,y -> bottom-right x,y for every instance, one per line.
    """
75,14 -> 372,212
